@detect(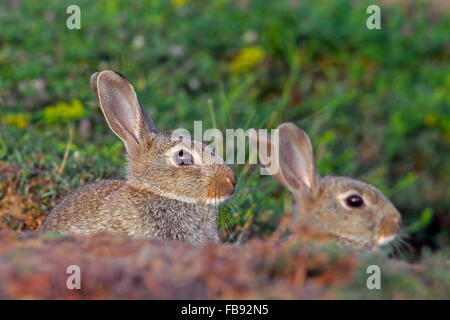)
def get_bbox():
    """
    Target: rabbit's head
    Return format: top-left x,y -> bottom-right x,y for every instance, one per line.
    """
91,70 -> 236,206
252,122 -> 401,250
